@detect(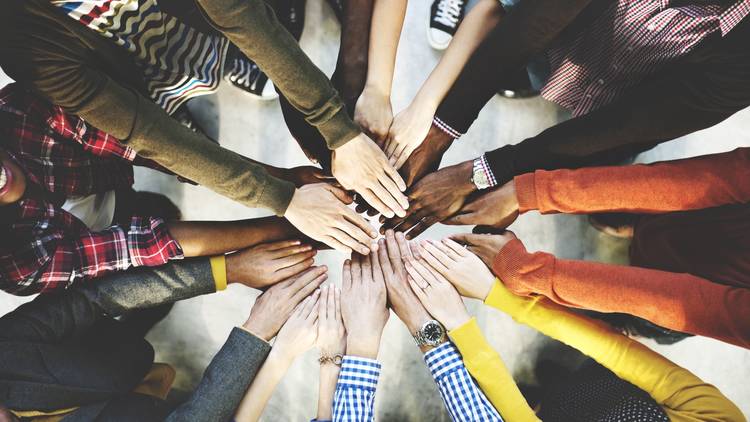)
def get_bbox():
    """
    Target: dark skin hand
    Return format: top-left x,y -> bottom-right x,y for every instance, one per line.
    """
381,160 -> 476,238
444,180 -> 519,229
356,125 -> 454,216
